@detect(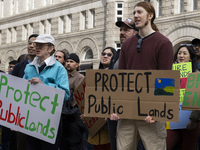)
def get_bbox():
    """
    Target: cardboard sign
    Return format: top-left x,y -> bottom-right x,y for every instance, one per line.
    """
172,62 -> 192,78
182,72 -> 200,110
166,62 -> 192,129
73,78 -> 106,138
173,62 -> 192,103
0,73 -> 65,144
84,70 -> 180,122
